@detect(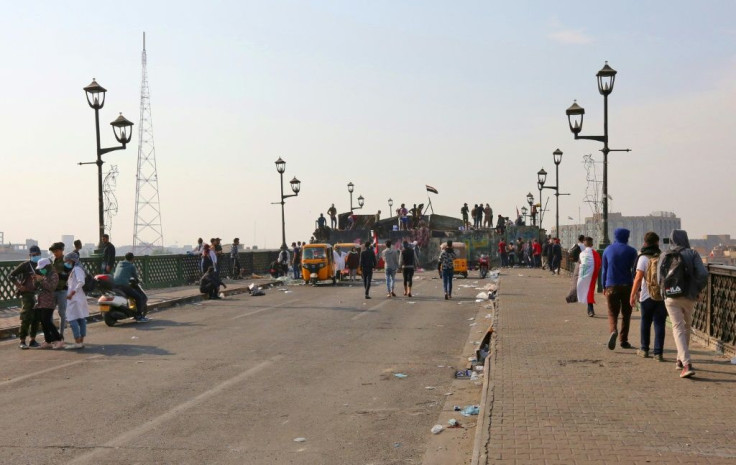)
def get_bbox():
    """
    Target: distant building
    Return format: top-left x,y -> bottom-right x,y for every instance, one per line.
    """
555,211 -> 681,249
62,235 -> 74,252
0,231 -> 4,245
